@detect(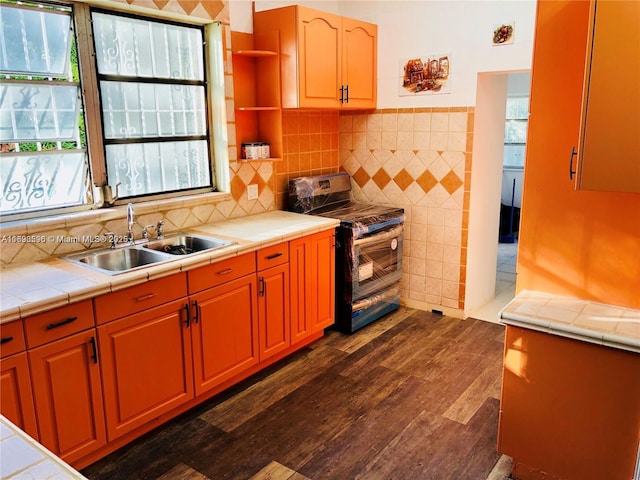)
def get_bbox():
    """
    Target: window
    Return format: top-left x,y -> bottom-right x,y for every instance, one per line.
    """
503,96 -> 529,168
0,1 -> 218,220
0,2 -> 90,215
92,11 -> 211,198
